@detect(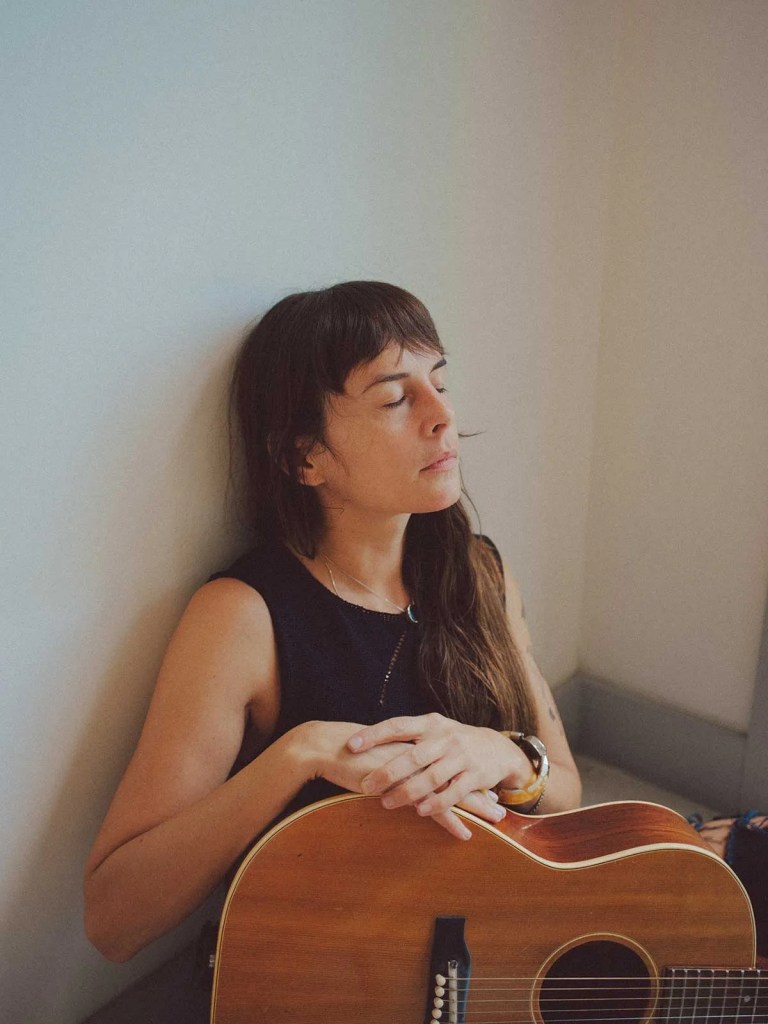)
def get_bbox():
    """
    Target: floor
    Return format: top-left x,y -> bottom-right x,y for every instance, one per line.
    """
575,753 -> 719,819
